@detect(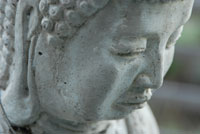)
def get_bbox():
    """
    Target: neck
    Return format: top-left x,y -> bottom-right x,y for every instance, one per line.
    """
30,113 -> 114,134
